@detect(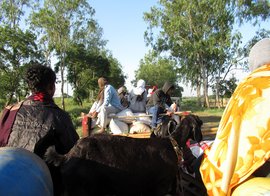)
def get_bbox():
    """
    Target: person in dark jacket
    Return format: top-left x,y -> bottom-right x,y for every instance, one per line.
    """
0,63 -> 79,195
146,81 -> 176,130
